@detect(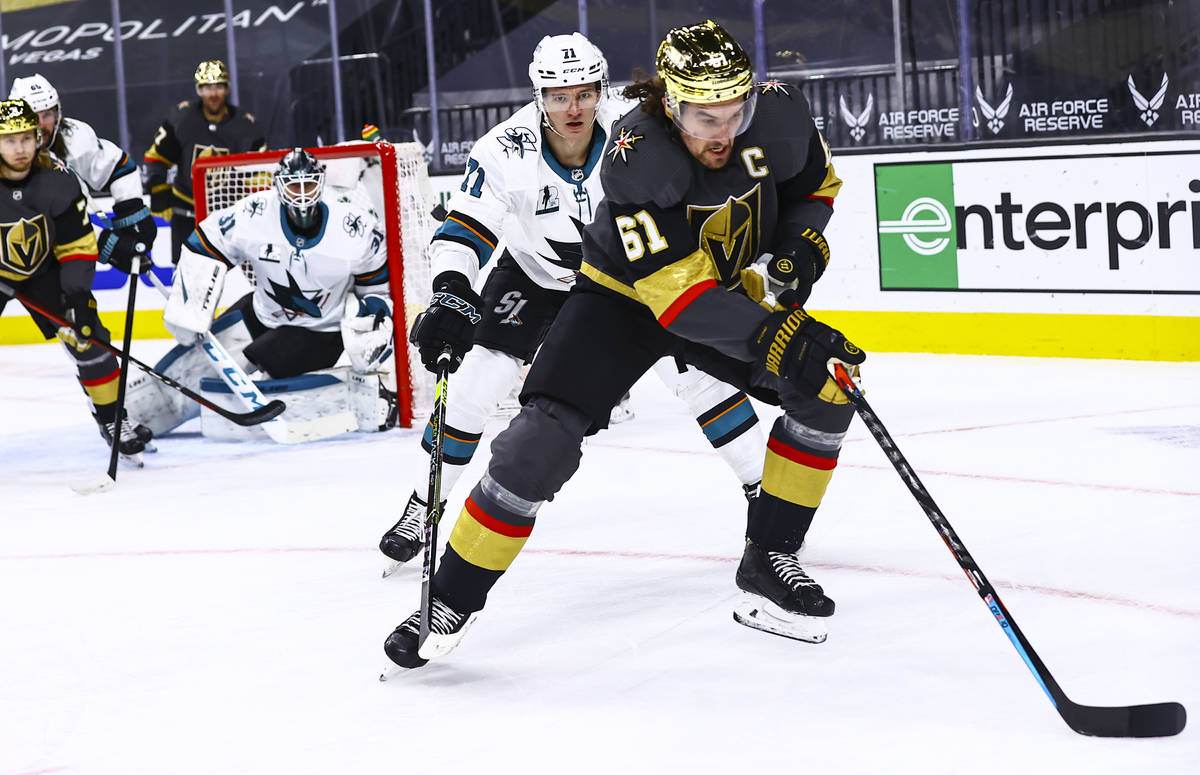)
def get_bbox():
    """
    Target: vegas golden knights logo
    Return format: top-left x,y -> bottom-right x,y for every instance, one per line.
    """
0,215 -> 50,277
686,184 -> 761,286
